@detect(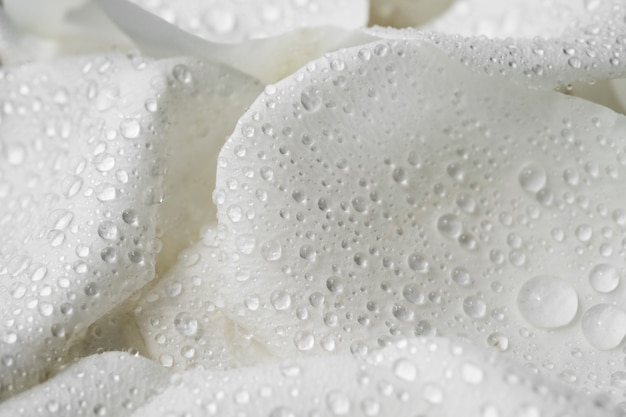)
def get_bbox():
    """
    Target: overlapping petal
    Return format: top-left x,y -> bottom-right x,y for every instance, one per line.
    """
126,0 -> 368,44
368,0 -> 626,88
0,52 -> 260,399
95,0 -> 376,84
